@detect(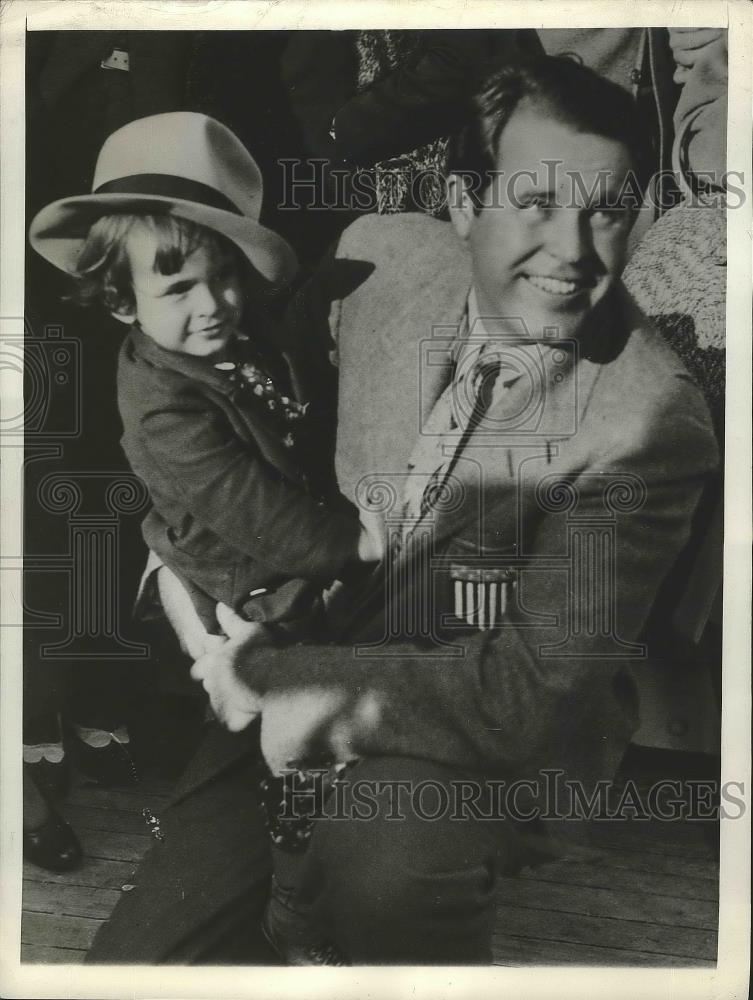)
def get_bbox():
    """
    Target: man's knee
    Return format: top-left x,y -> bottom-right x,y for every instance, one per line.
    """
309,814 -> 432,919
300,757 -> 500,961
